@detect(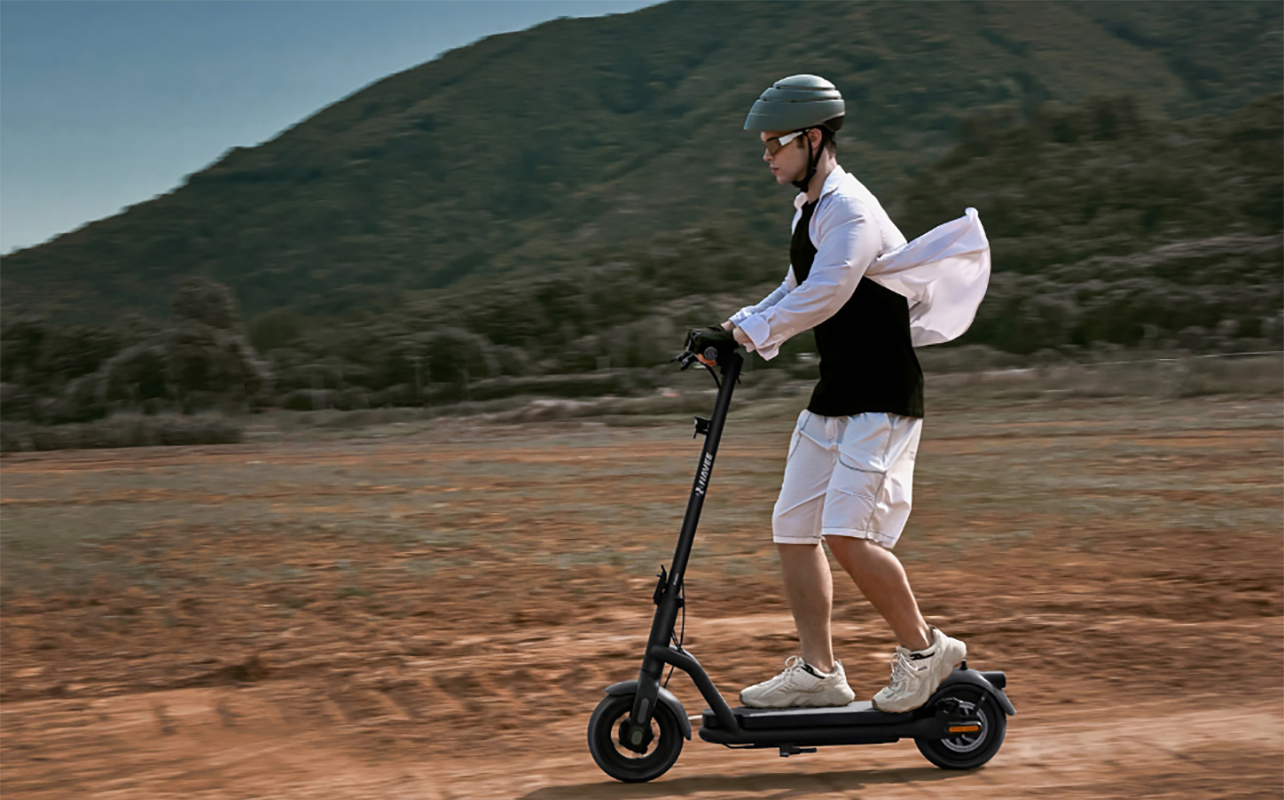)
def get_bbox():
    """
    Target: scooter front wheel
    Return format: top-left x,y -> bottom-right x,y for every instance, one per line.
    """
587,693 -> 683,782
